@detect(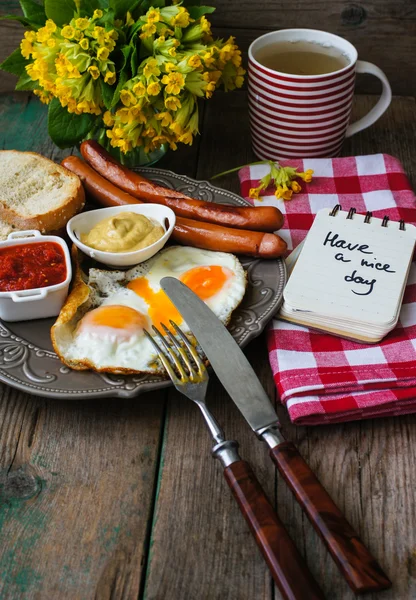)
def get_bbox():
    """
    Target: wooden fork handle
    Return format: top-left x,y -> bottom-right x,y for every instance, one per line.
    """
224,460 -> 325,600
270,442 -> 392,594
